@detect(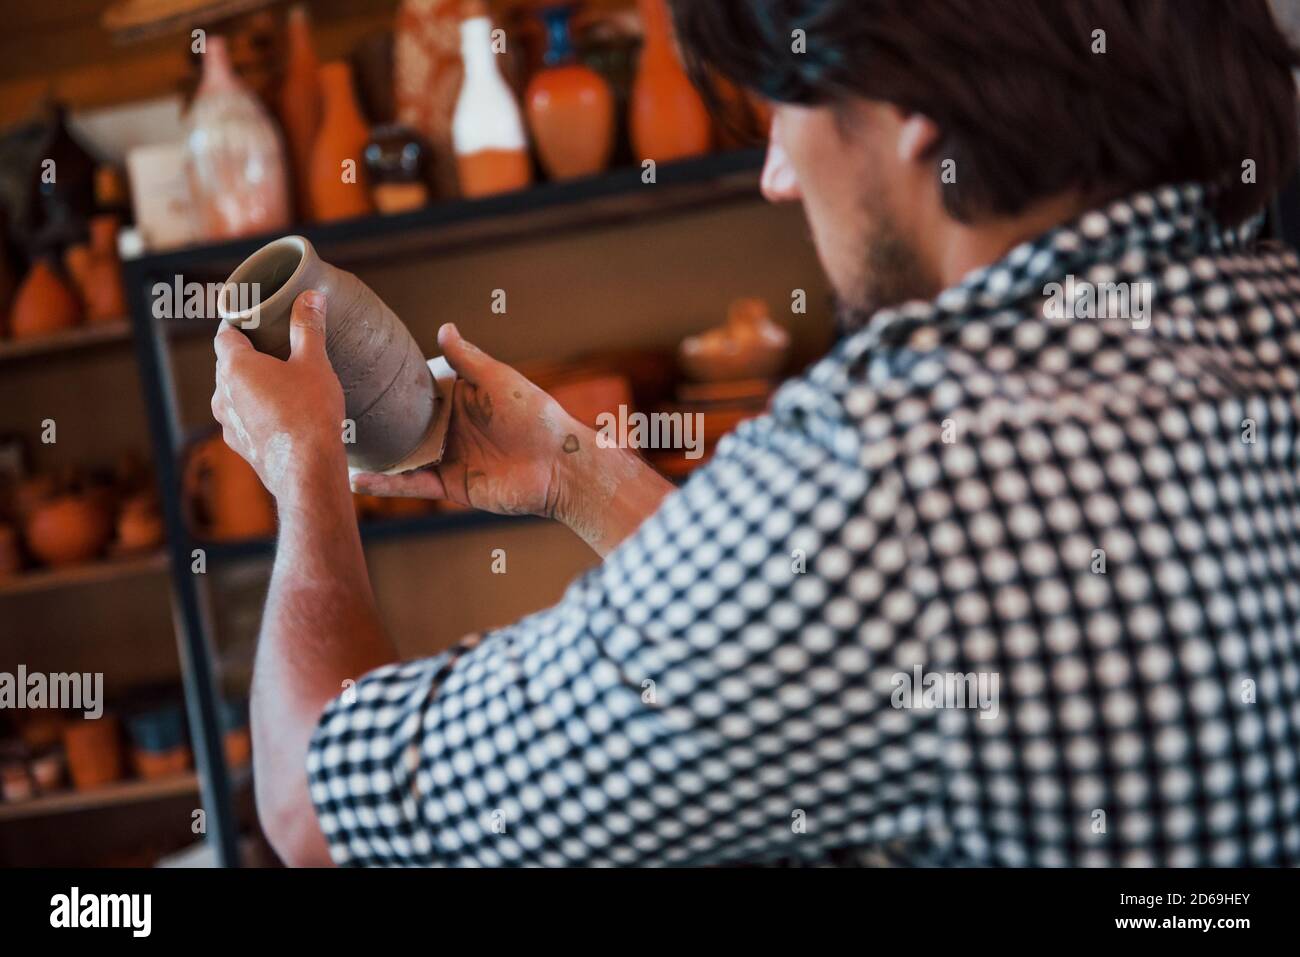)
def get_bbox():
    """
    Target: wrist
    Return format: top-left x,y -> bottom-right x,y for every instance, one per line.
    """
274,435 -> 350,509
552,425 -> 674,556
